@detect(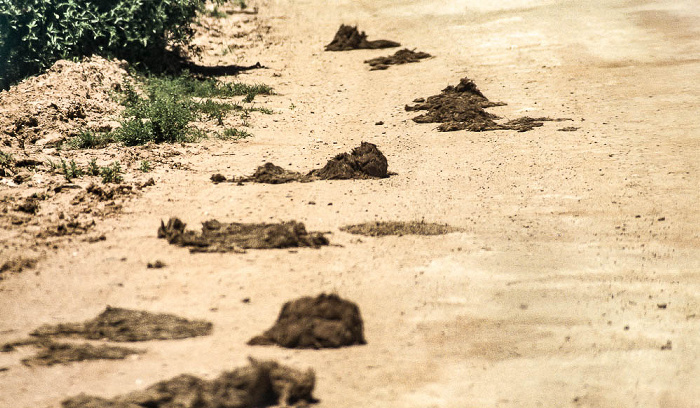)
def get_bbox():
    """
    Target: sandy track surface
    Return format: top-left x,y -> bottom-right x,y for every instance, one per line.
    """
1,0 -> 699,407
